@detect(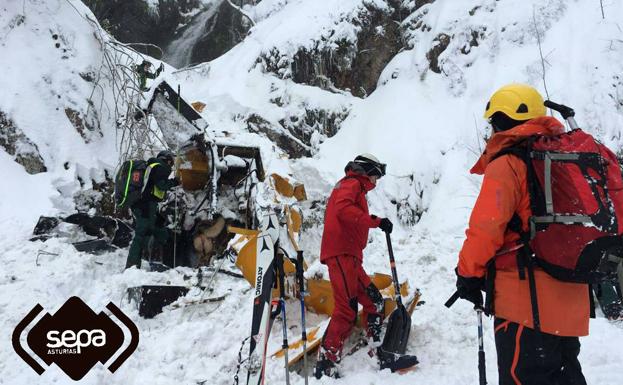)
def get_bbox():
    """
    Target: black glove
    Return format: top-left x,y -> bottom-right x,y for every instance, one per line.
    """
171,177 -> 180,187
378,218 -> 393,234
455,268 -> 484,308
